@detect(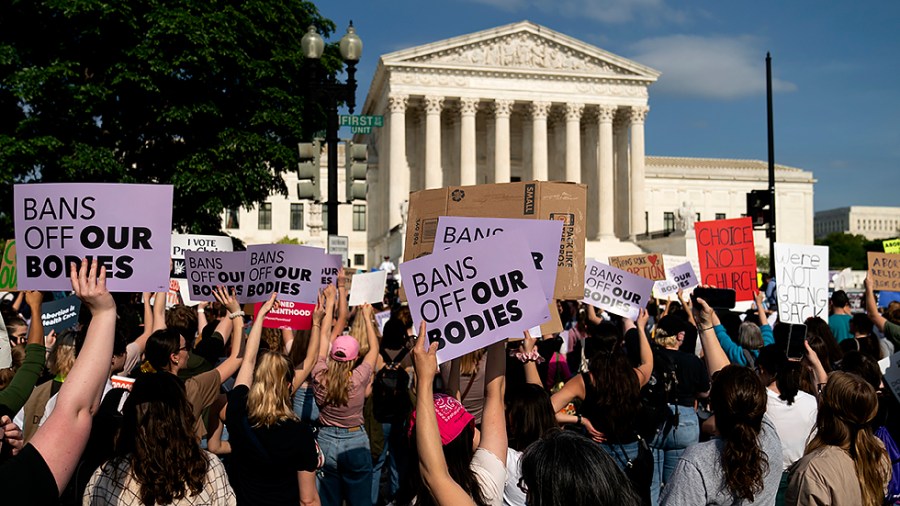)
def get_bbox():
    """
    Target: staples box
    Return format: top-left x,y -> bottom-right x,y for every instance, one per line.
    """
404,181 -> 587,301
